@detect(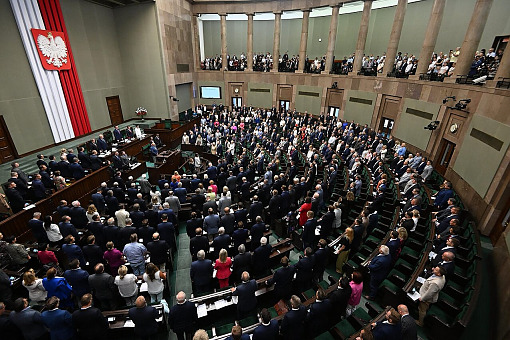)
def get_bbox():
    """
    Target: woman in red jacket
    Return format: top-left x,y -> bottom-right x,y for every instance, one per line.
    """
214,248 -> 232,289
299,197 -> 312,227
